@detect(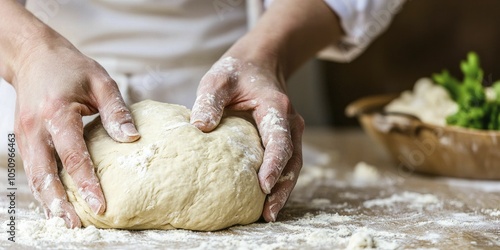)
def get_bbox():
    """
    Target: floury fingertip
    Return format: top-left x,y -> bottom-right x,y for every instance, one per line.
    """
267,203 -> 279,222
88,197 -> 104,215
269,210 -> 277,222
263,176 -> 275,194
